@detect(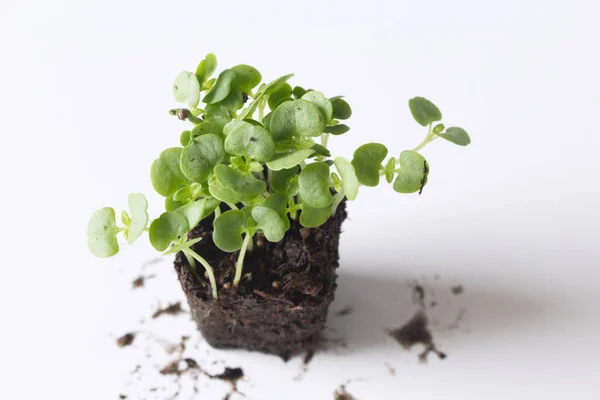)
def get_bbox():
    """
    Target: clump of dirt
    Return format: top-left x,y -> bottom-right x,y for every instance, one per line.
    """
152,302 -> 184,319
334,384 -> 356,400
132,274 -> 156,289
116,332 -> 135,347
451,285 -> 464,295
389,311 -> 446,362
334,305 -> 353,317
